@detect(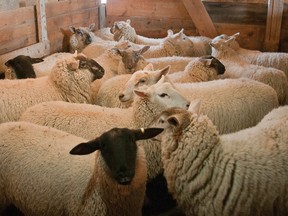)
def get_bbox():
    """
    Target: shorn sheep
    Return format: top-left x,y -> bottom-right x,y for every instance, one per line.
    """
0,53 -> 104,123
0,121 -> 163,216
110,19 -> 212,56
210,35 -> 288,105
141,29 -> 195,58
20,76 -> 190,180
151,101 -> 288,216
118,69 -> 279,134
96,55 -> 224,108
110,19 -> 168,45
4,55 -> 44,79
212,32 -> 288,77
